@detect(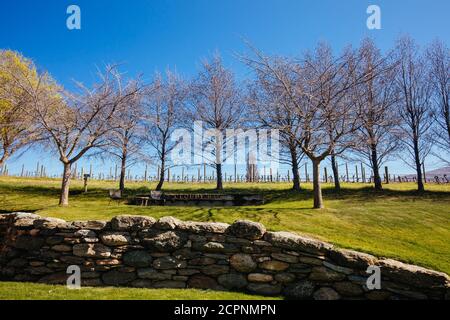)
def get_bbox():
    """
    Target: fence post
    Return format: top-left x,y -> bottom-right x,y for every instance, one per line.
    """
72,163 -> 77,179
384,166 -> 389,184
345,163 -> 349,182
361,163 -> 365,183
83,175 -> 88,193
422,163 -> 426,184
